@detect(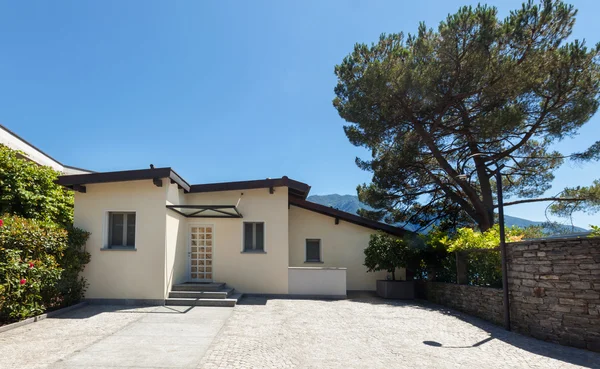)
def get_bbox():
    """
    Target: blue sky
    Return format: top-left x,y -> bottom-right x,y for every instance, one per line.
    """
1,0 -> 598,228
